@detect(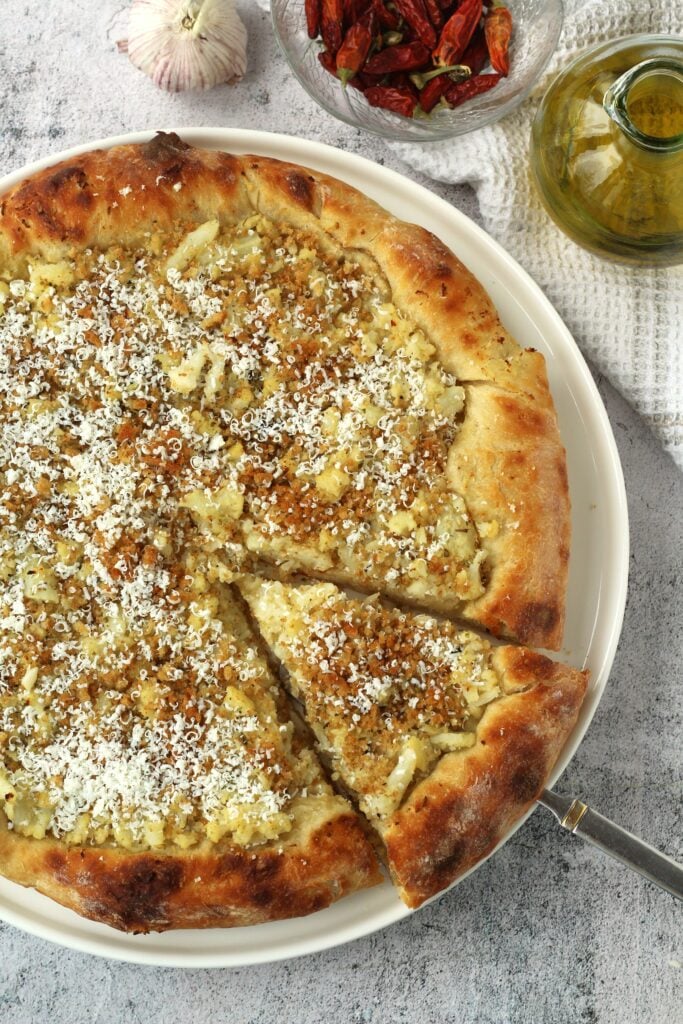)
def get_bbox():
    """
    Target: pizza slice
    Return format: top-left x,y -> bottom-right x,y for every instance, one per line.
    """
239,576 -> 588,908
0,549 -> 380,933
